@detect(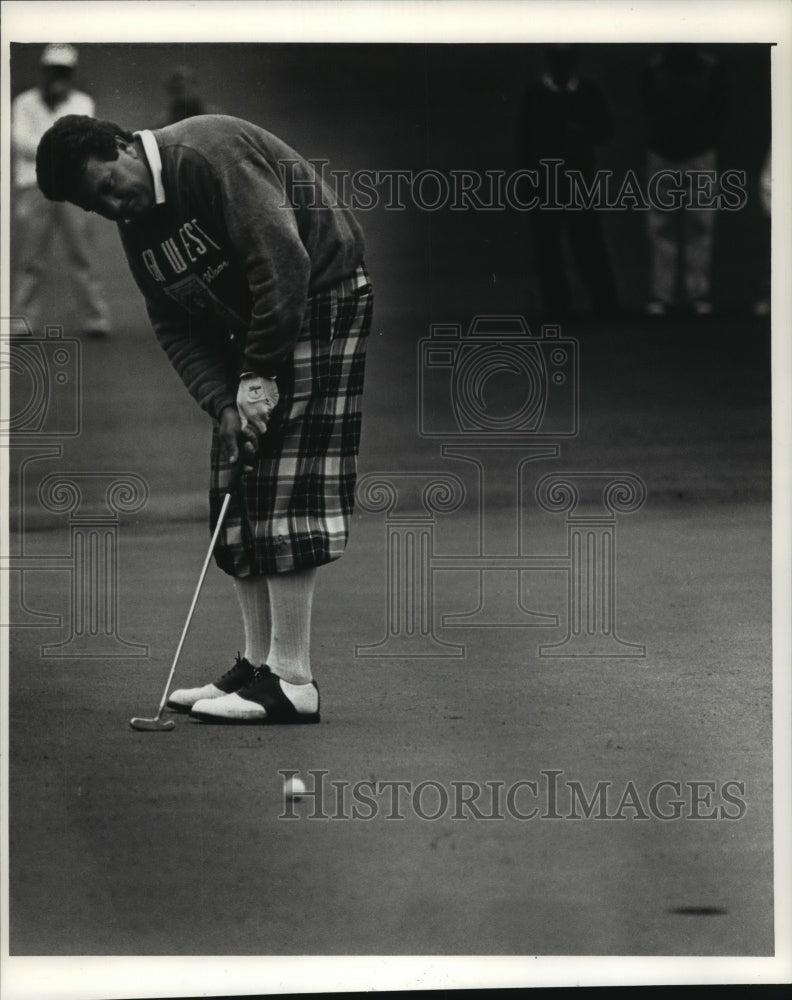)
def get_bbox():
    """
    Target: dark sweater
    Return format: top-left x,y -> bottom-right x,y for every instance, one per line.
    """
118,115 -> 365,419
641,50 -> 728,161
514,75 -> 613,179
